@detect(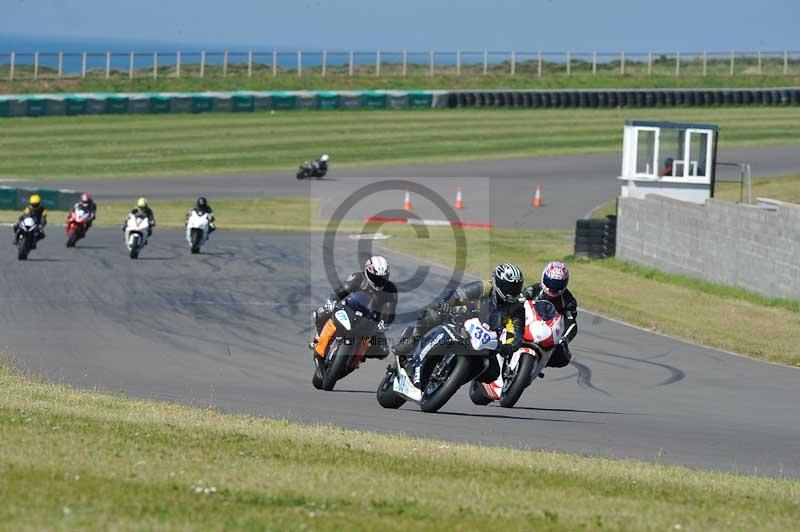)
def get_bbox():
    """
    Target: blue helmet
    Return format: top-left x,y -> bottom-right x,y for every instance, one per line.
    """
542,261 -> 569,297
